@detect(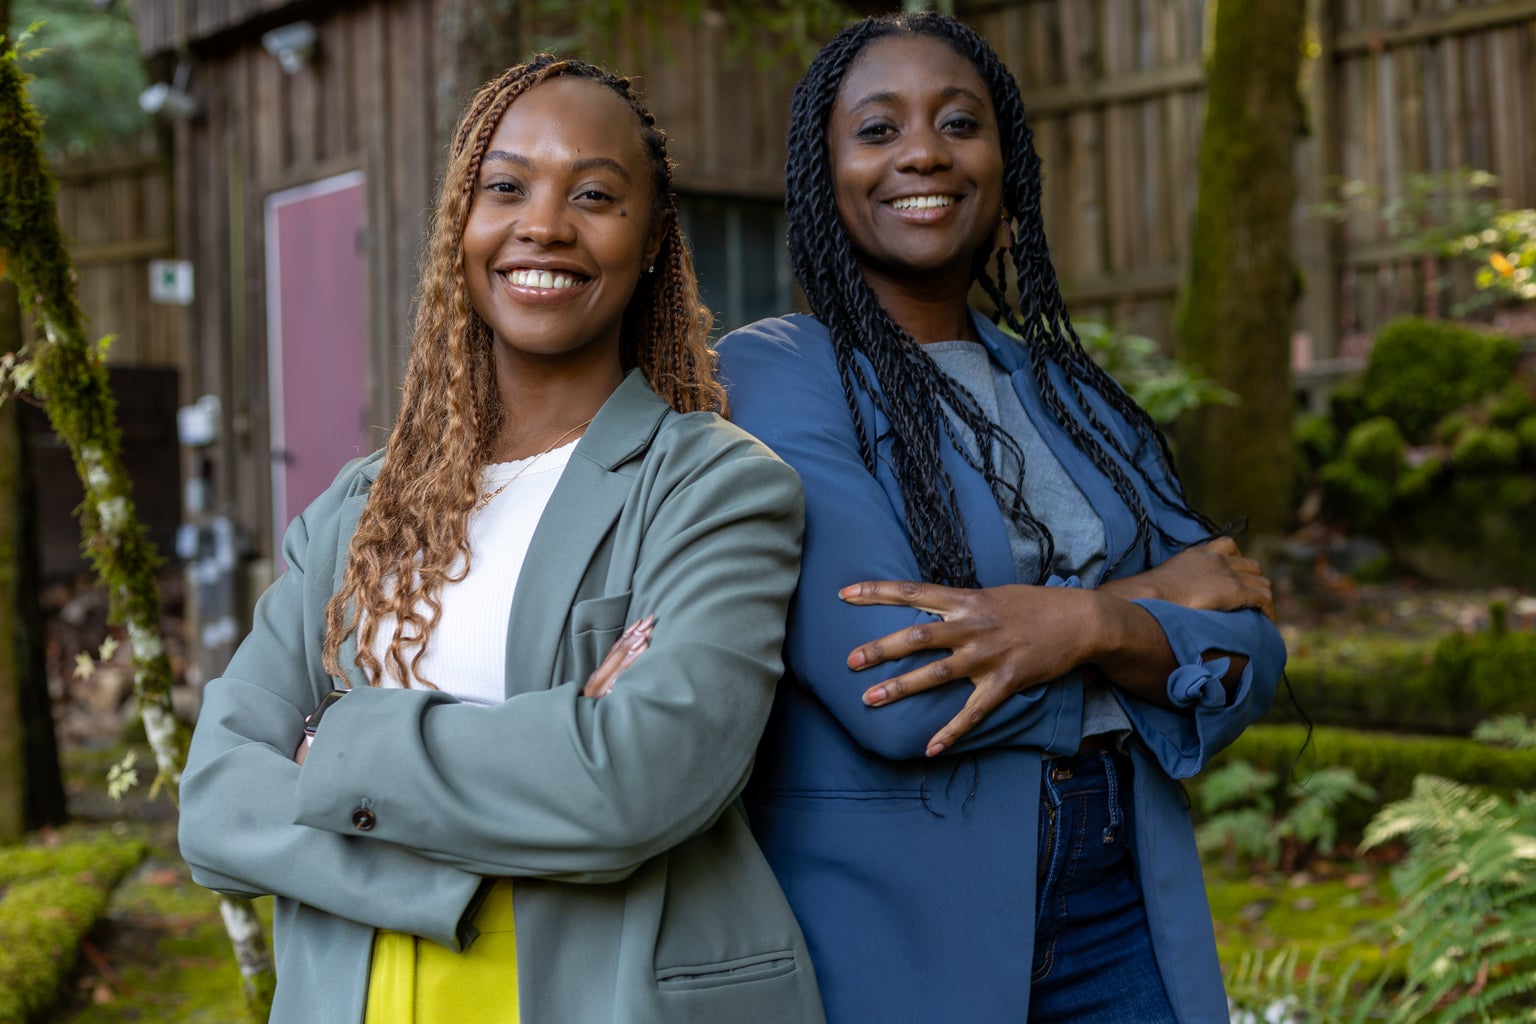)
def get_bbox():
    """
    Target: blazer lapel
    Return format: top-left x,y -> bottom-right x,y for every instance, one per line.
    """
501,371 -> 670,695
